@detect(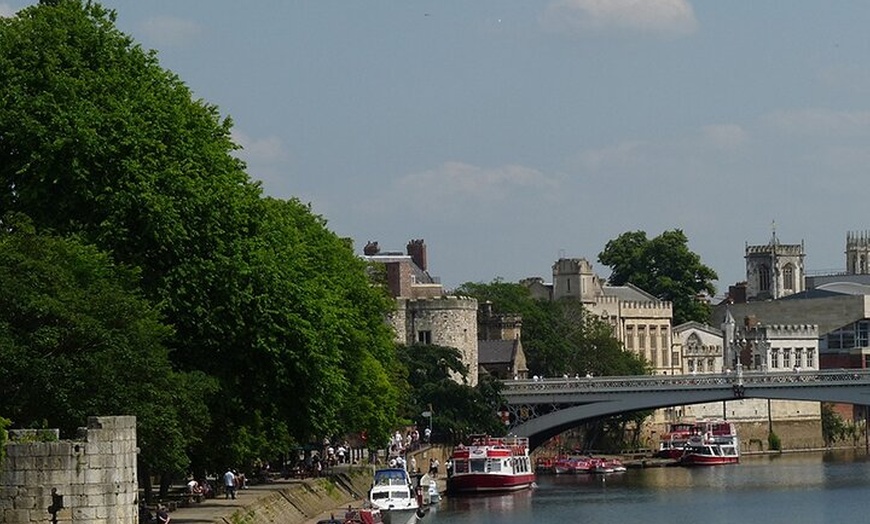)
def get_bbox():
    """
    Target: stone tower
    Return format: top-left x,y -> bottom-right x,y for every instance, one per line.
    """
745,230 -> 805,301
551,258 -> 602,303
846,231 -> 870,275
